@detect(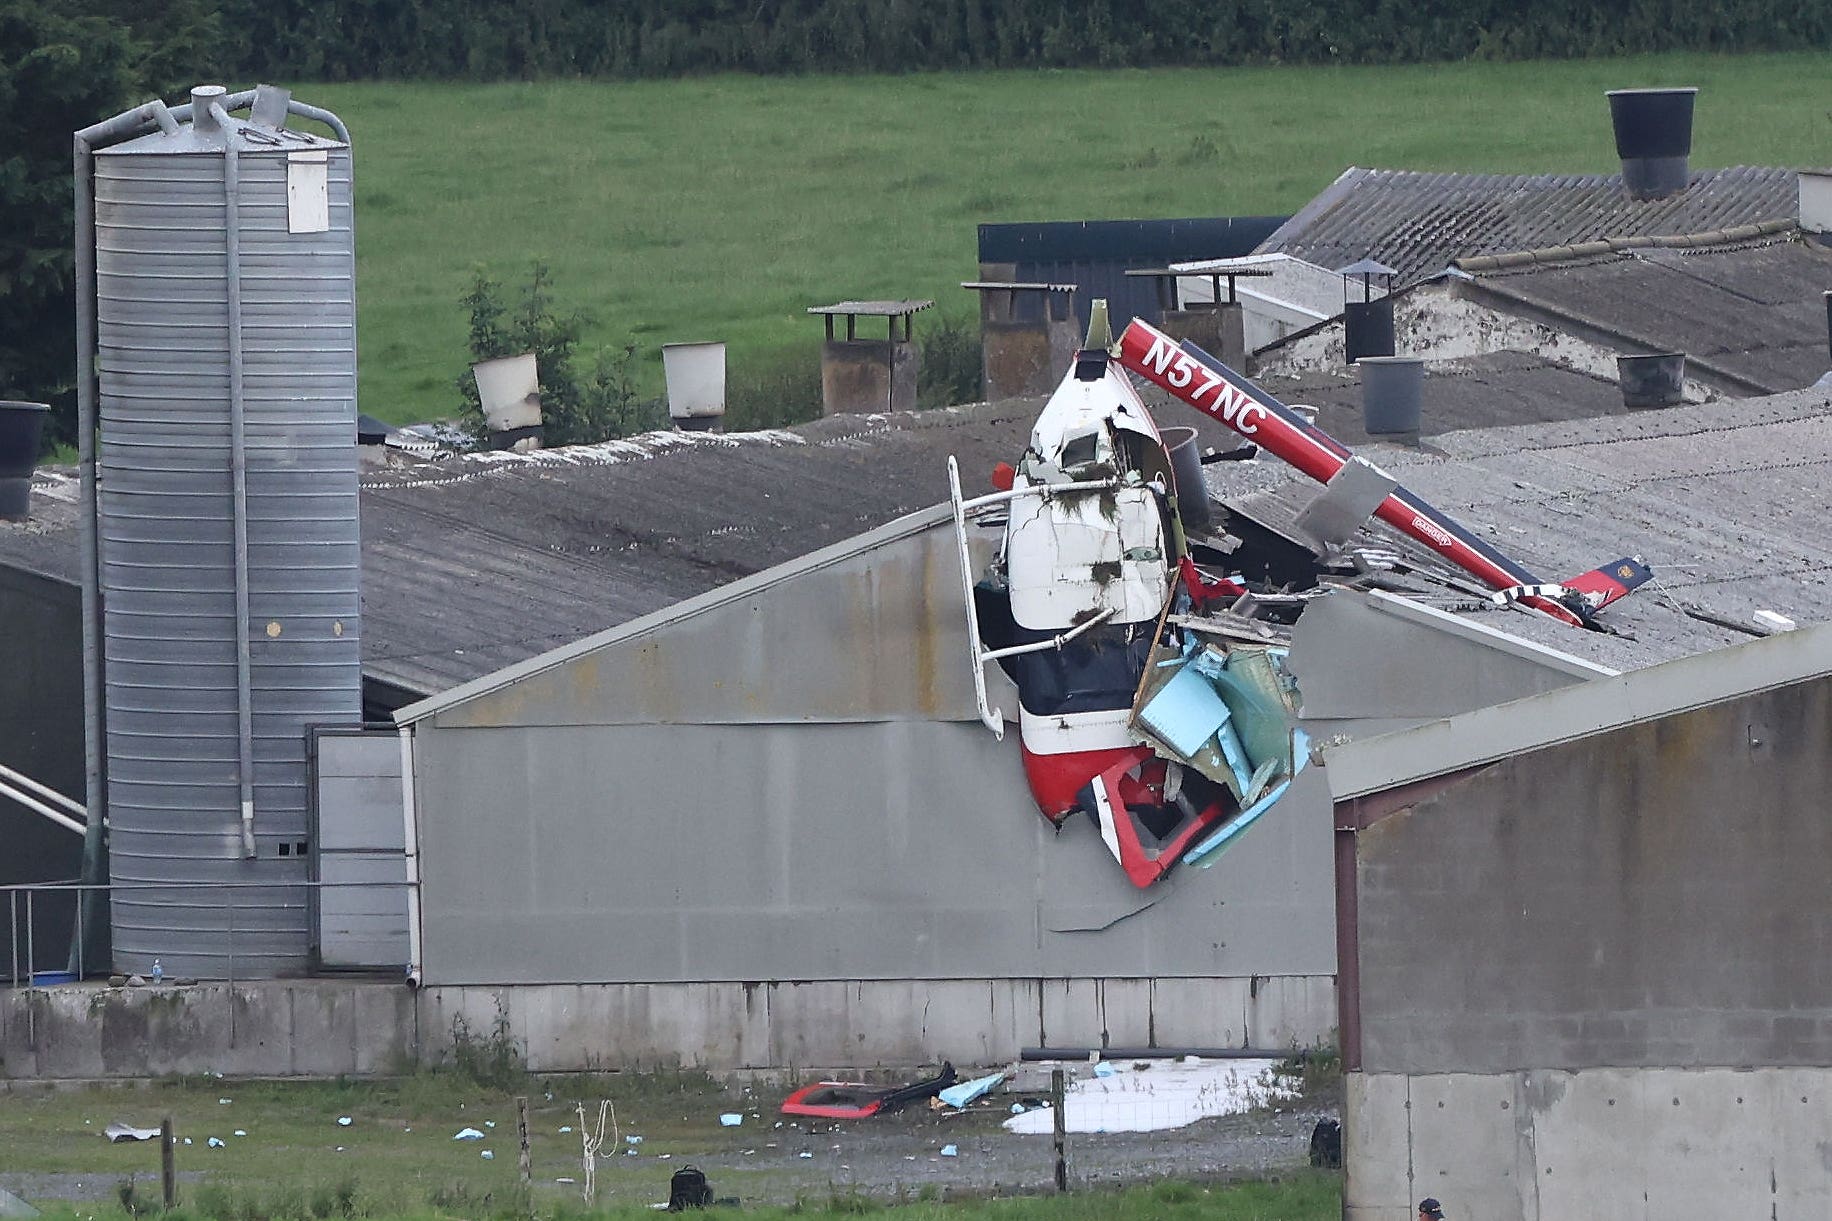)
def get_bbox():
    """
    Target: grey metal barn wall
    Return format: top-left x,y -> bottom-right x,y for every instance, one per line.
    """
412,719 -> 1335,984
977,217 -> 1287,336
0,567 -> 86,968
1340,653 -> 1832,1219
402,512 -> 1336,1063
